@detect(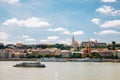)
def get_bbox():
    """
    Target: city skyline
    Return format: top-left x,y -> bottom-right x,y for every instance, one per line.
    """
0,0 -> 120,44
